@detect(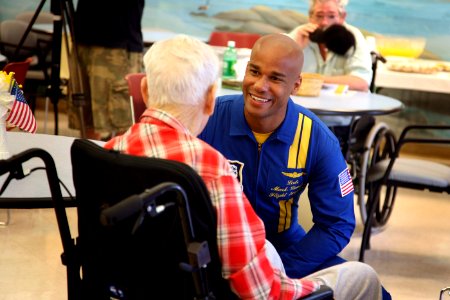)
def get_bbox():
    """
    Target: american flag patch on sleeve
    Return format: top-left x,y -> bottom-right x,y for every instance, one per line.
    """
338,168 -> 354,197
